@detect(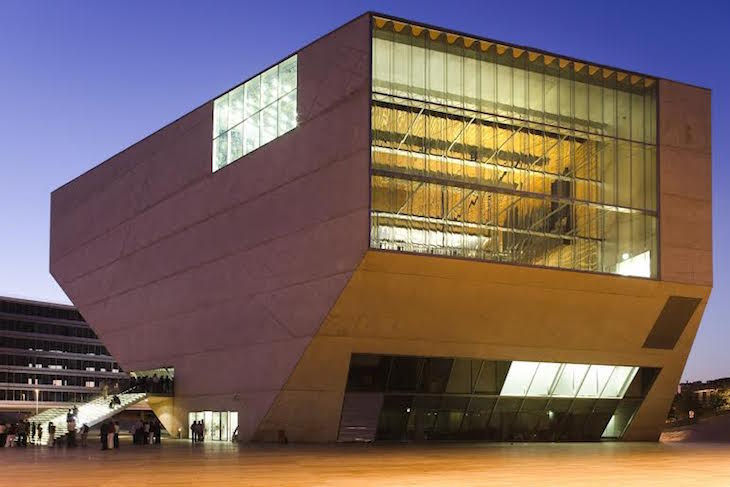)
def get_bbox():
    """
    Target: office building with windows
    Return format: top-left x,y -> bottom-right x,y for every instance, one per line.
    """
49,13 -> 711,442
0,296 -> 128,413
